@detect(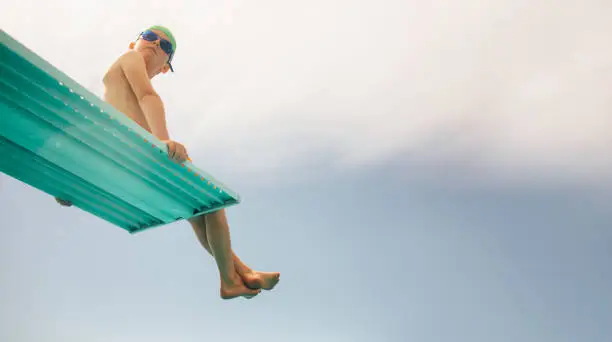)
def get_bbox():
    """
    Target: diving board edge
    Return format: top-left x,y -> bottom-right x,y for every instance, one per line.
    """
0,29 -> 243,233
